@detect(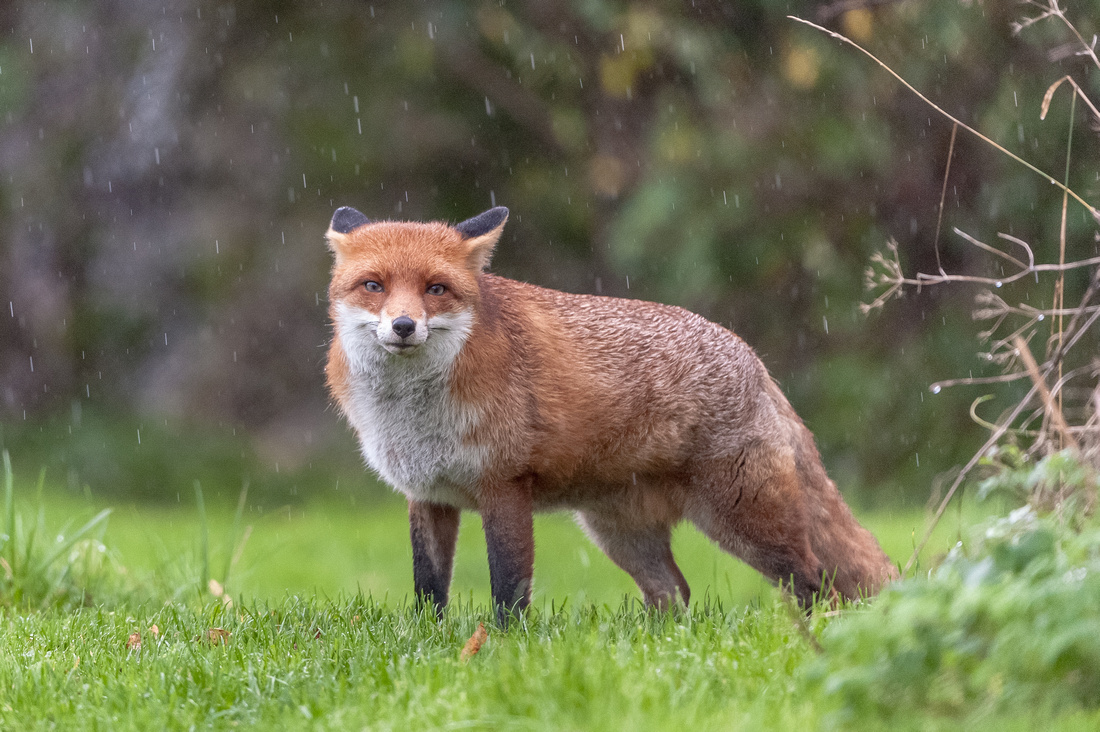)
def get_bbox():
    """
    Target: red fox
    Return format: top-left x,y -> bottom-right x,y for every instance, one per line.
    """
324,205 -> 898,621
